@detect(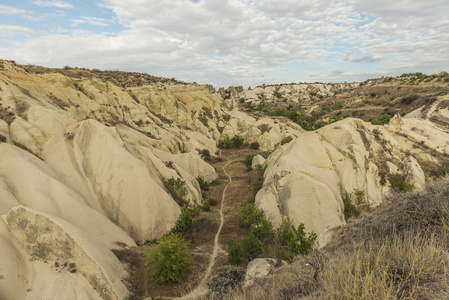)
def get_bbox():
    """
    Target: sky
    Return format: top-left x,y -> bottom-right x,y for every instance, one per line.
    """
0,0 -> 448,88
